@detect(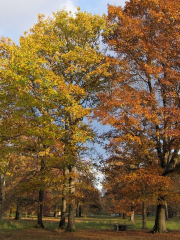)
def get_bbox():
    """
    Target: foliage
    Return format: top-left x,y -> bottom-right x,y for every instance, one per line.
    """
95,0 -> 180,232
0,8 -> 109,227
